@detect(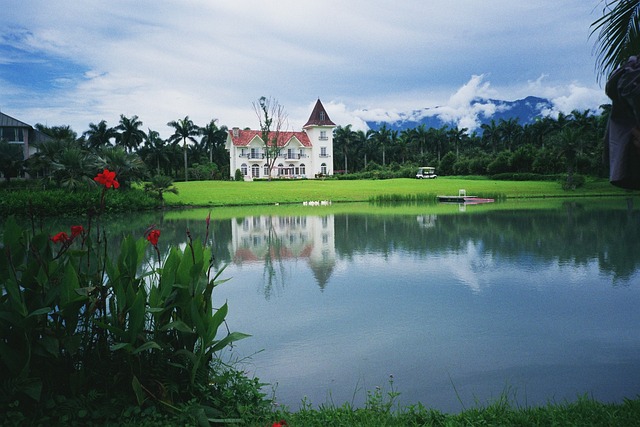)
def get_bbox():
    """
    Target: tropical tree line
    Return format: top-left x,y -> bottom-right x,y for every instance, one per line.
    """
332,107 -> 611,182
2,114 -> 230,188
3,106 -> 610,190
